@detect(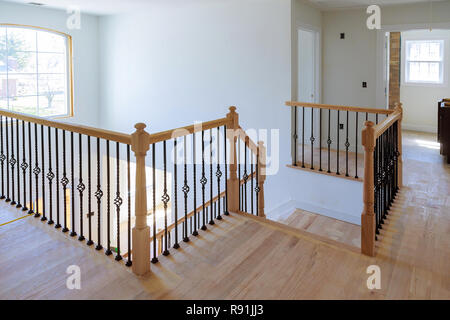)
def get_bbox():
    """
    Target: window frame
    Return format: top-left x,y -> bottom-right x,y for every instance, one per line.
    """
403,39 -> 446,86
0,23 -> 74,119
